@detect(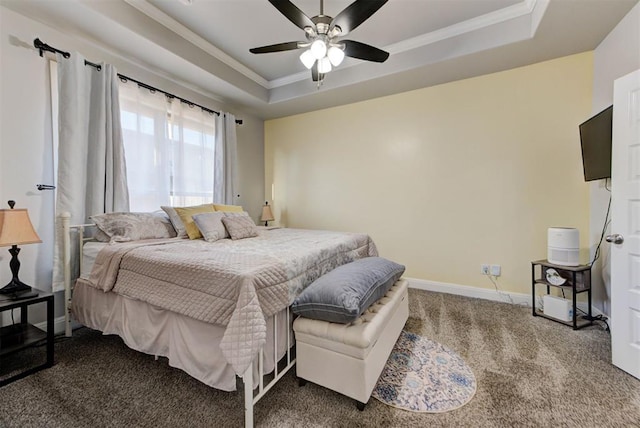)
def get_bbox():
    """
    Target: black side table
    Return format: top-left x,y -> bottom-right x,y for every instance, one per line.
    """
531,260 -> 593,330
0,292 -> 54,386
